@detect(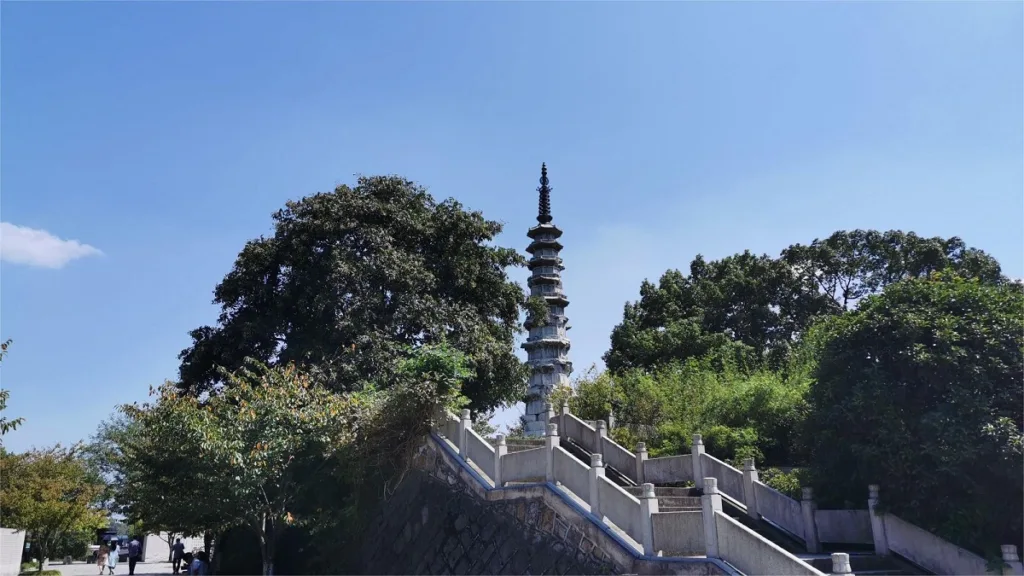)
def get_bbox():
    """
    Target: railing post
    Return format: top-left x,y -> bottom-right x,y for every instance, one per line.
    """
868,484 -> 889,556
701,477 -> 722,558
560,400 -> 570,442
458,409 -> 471,457
639,483 -> 659,556
596,420 -> 608,444
741,458 -> 759,521
494,435 -> 507,488
831,553 -> 853,575
691,434 -> 705,487
545,424 -> 559,483
801,487 -> 821,553
543,402 -> 555,427
635,442 -> 648,484
1002,545 -> 1024,575
589,453 -> 605,519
